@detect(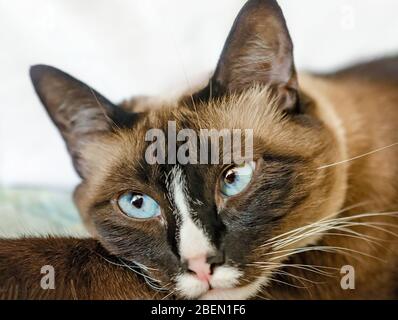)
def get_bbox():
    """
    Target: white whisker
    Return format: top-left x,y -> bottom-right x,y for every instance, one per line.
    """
261,202 -> 368,248
268,245 -> 385,263
265,211 -> 398,251
318,142 -> 398,169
